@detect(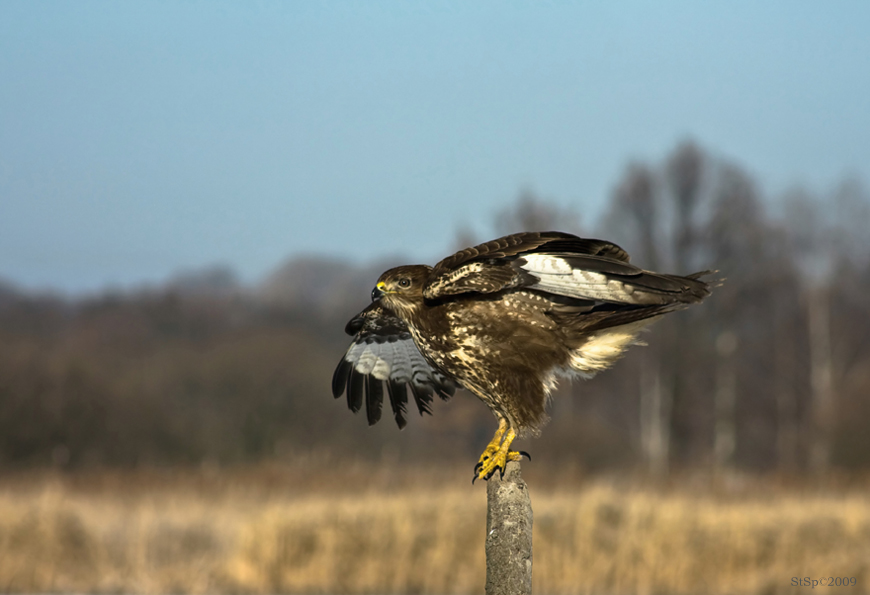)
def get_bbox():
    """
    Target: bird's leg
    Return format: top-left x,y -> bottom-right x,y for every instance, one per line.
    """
474,418 -> 508,474
473,421 -> 529,482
